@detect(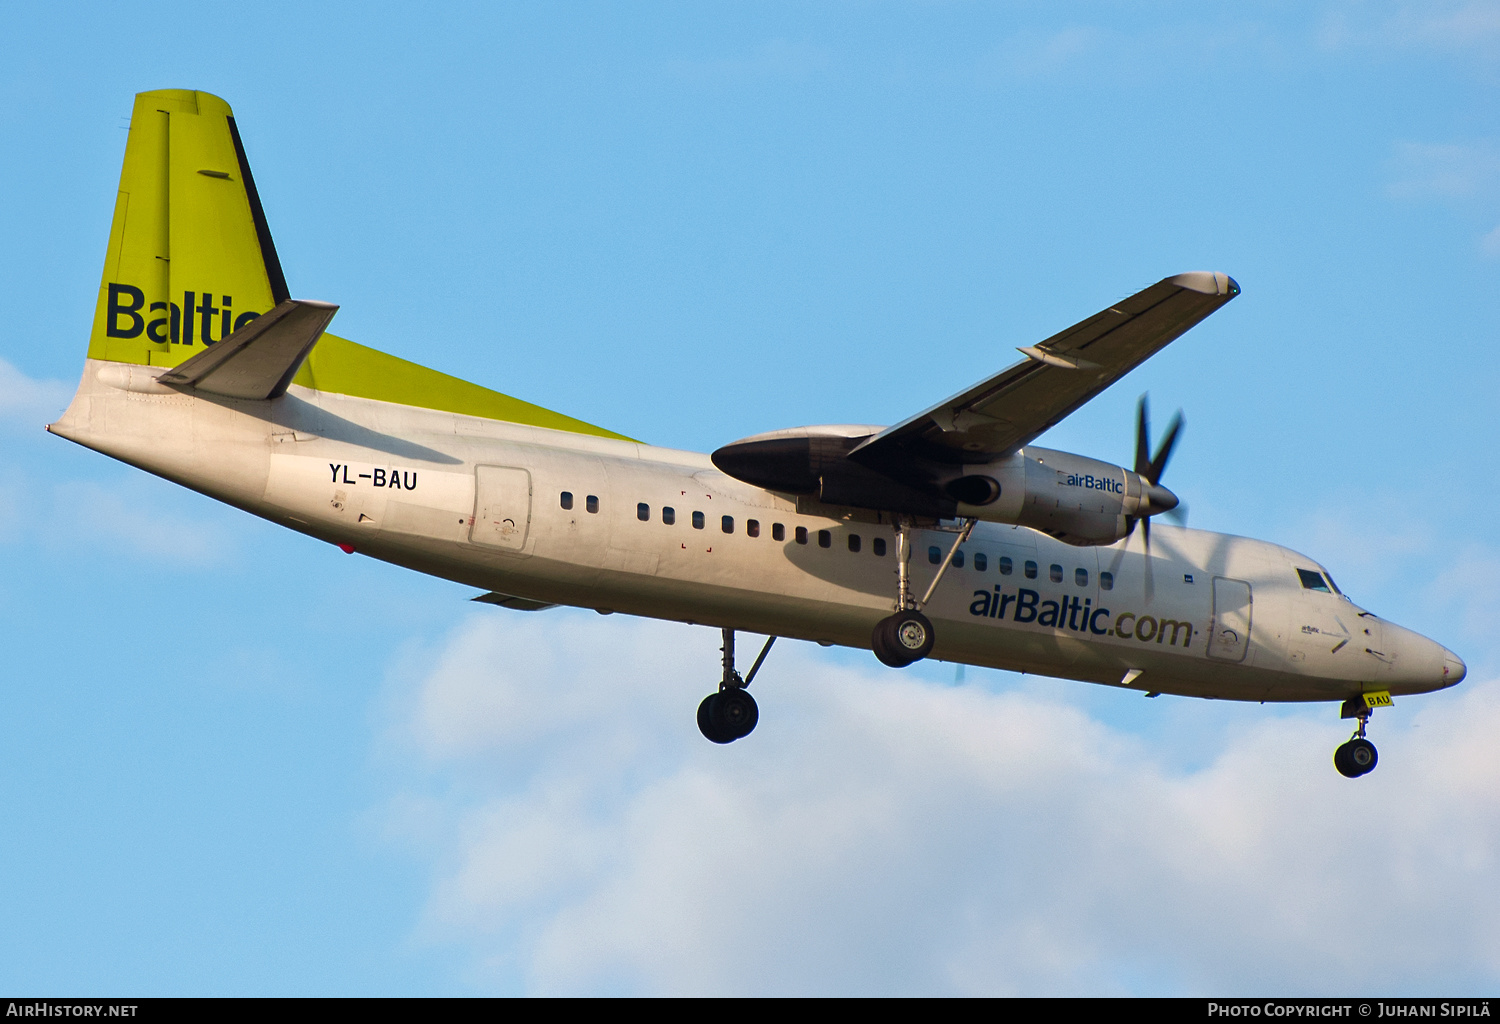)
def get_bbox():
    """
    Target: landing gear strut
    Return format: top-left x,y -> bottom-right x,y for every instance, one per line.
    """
871,517 -> 973,668
1334,698 -> 1379,778
698,628 -> 775,744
